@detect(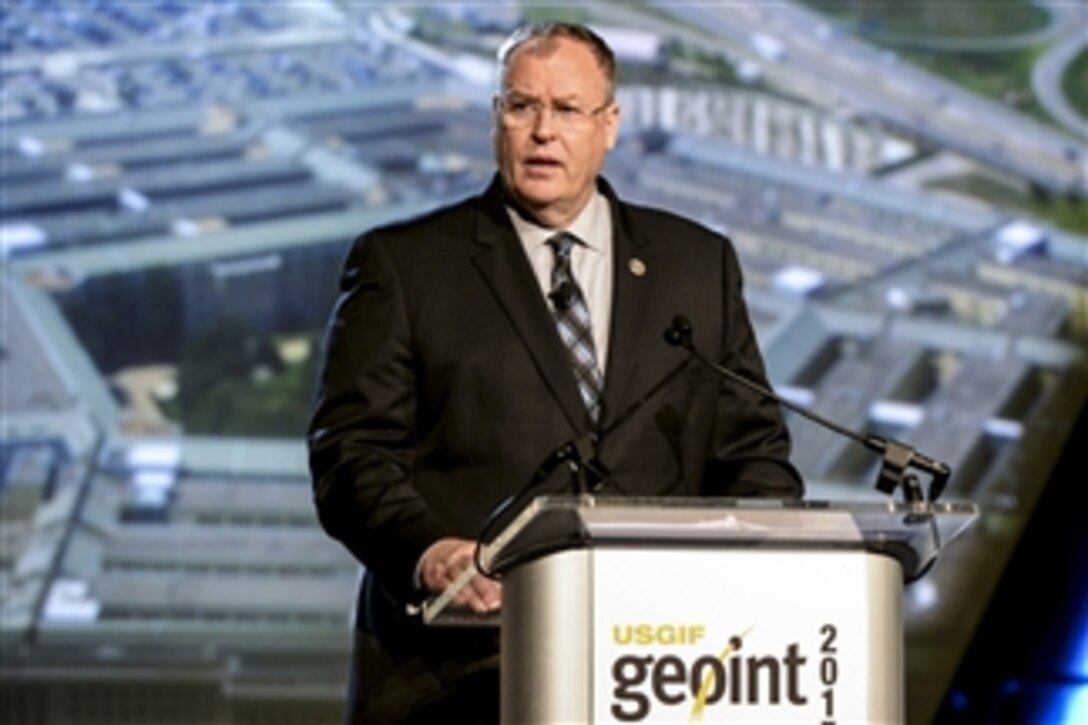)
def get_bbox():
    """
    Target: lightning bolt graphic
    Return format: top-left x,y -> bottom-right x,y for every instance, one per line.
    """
689,625 -> 756,722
